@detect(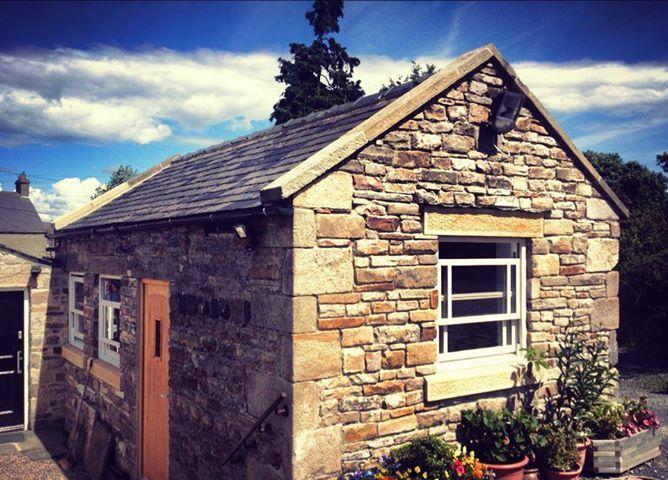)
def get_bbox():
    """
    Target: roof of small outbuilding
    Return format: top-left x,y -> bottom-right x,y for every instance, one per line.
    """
56,44 -> 629,233
59,81 -> 418,231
